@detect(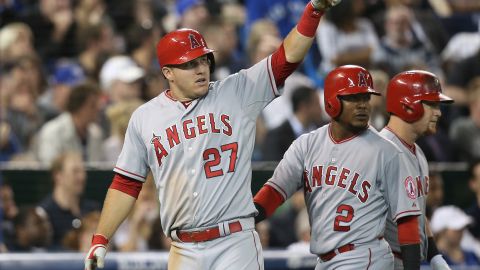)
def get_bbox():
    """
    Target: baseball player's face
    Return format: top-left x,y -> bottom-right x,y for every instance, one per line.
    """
413,101 -> 441,136
162,55 -> 211,101
338,93 -> 371,131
